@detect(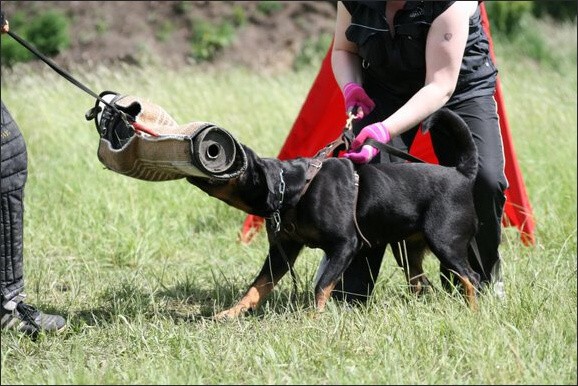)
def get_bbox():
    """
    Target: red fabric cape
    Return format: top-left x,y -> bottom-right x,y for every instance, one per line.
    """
240,3 -> 535,246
